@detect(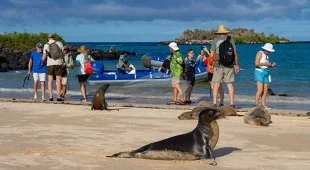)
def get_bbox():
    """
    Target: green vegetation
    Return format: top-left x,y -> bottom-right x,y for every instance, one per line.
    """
0,32 -> 65,50
177,28 -> 291,44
